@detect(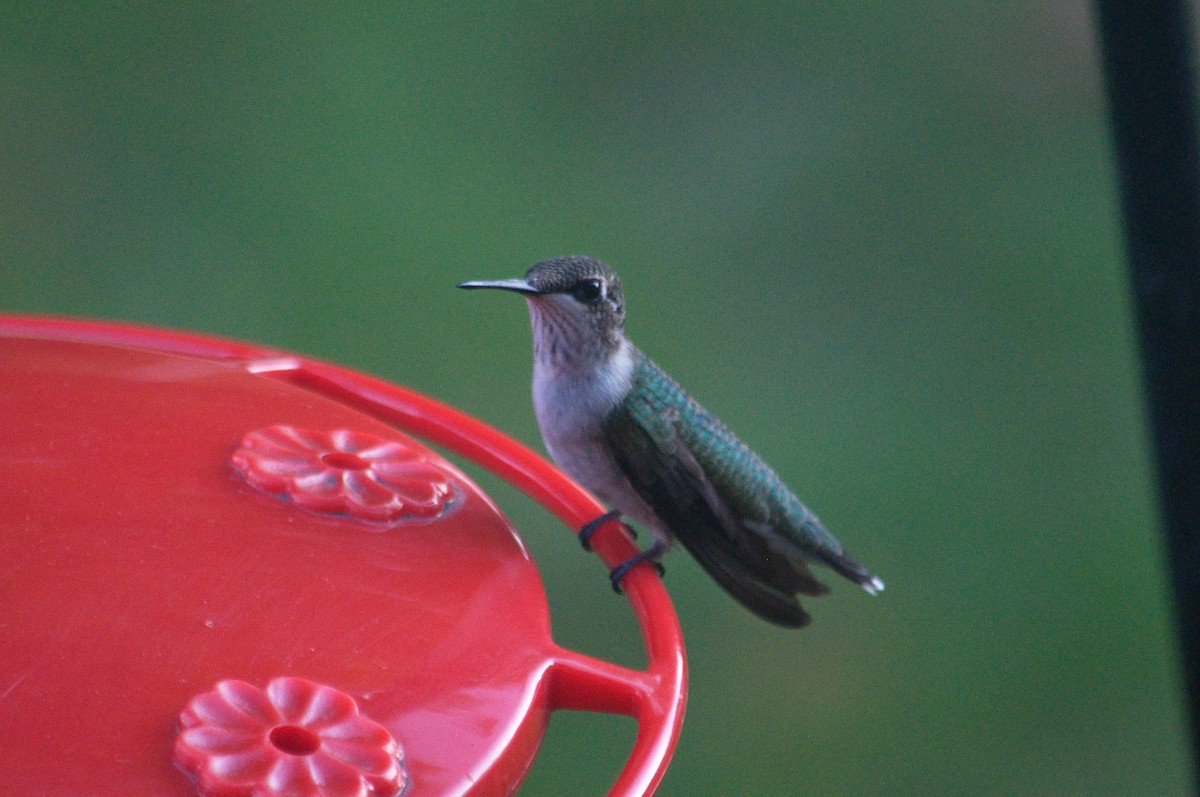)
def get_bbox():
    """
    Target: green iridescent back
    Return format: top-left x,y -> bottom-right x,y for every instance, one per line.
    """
610,350 -> 845,558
